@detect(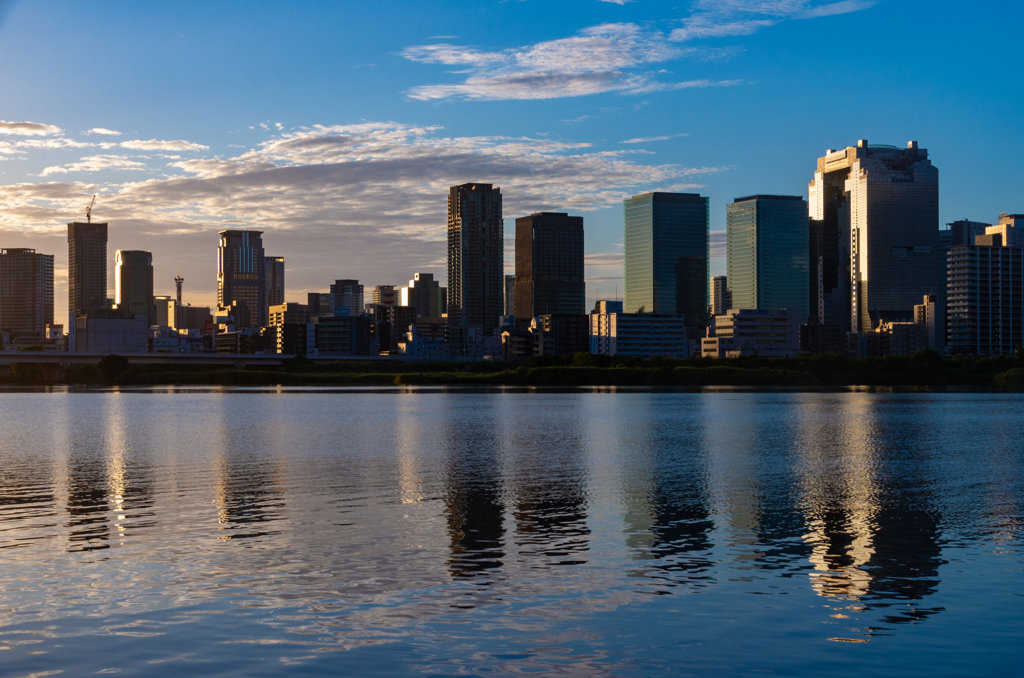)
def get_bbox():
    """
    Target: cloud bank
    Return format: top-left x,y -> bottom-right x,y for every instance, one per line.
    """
0,122 -> 725,317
